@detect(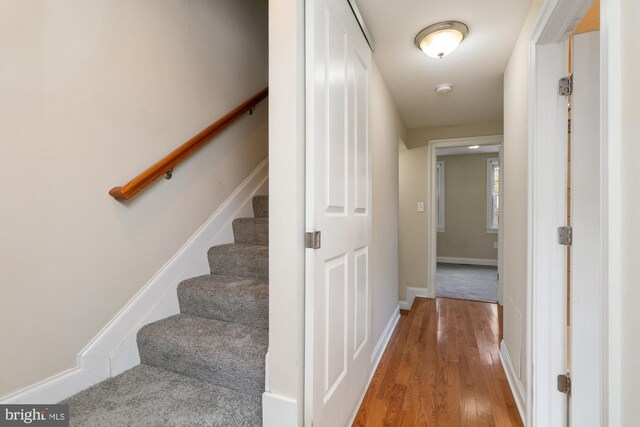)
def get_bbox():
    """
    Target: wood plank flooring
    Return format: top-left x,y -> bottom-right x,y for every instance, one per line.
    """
353,297 -> 523,426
